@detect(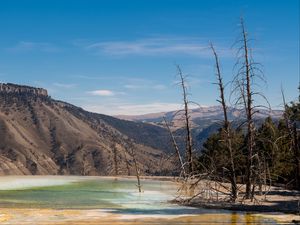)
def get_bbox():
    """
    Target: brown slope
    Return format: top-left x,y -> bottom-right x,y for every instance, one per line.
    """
0,83 -> 167,175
